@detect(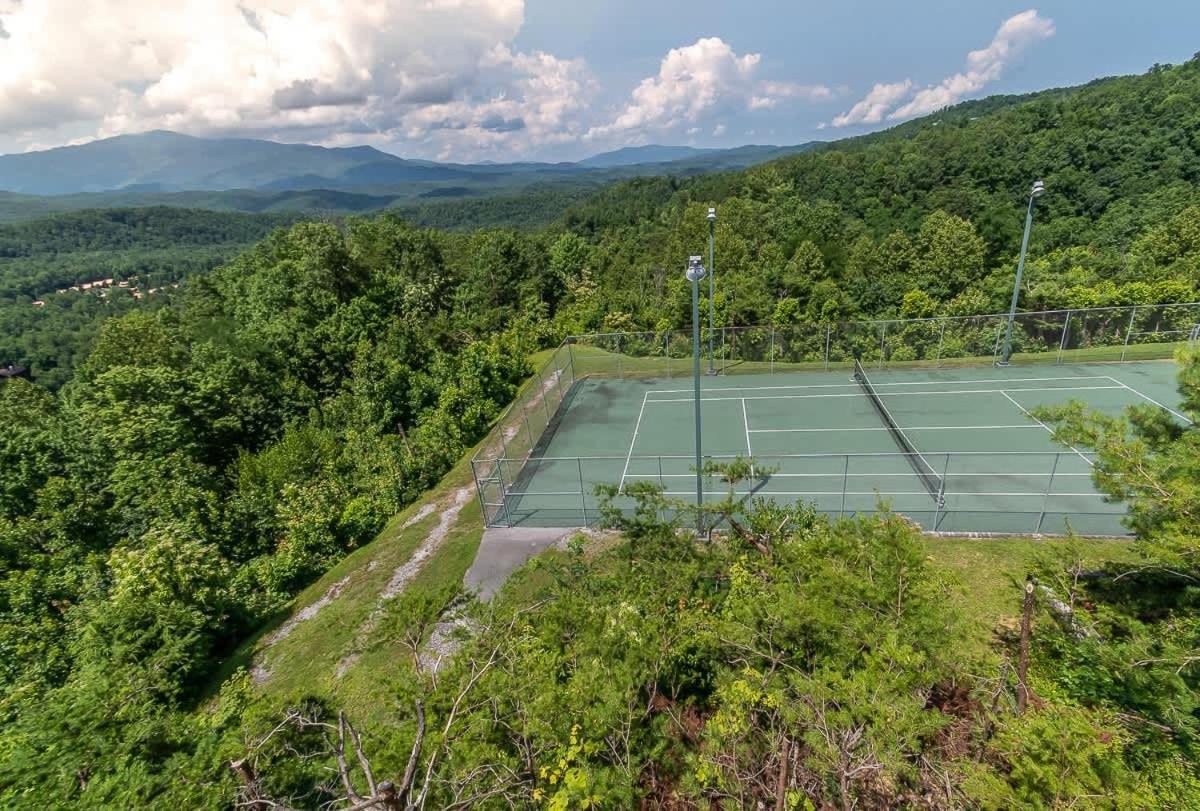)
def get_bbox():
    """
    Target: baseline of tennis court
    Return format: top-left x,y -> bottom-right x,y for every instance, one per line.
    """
490,361 -> 1189,534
